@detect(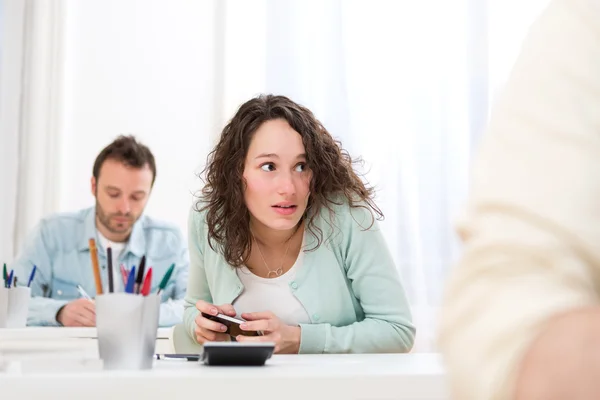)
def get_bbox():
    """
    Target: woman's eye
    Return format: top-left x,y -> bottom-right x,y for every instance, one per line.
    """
295,163 -> 306,172
260,163 -> 275,172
